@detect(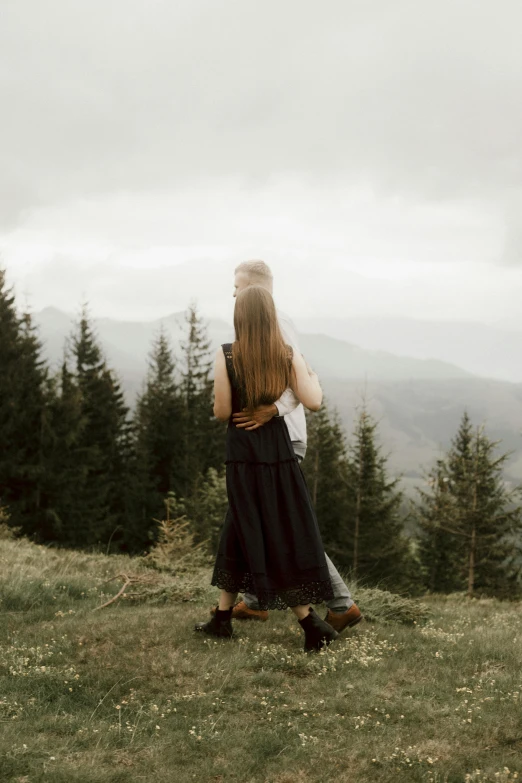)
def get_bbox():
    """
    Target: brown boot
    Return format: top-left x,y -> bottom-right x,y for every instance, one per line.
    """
324,604 -> 363,633
210,600 -> 269,621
